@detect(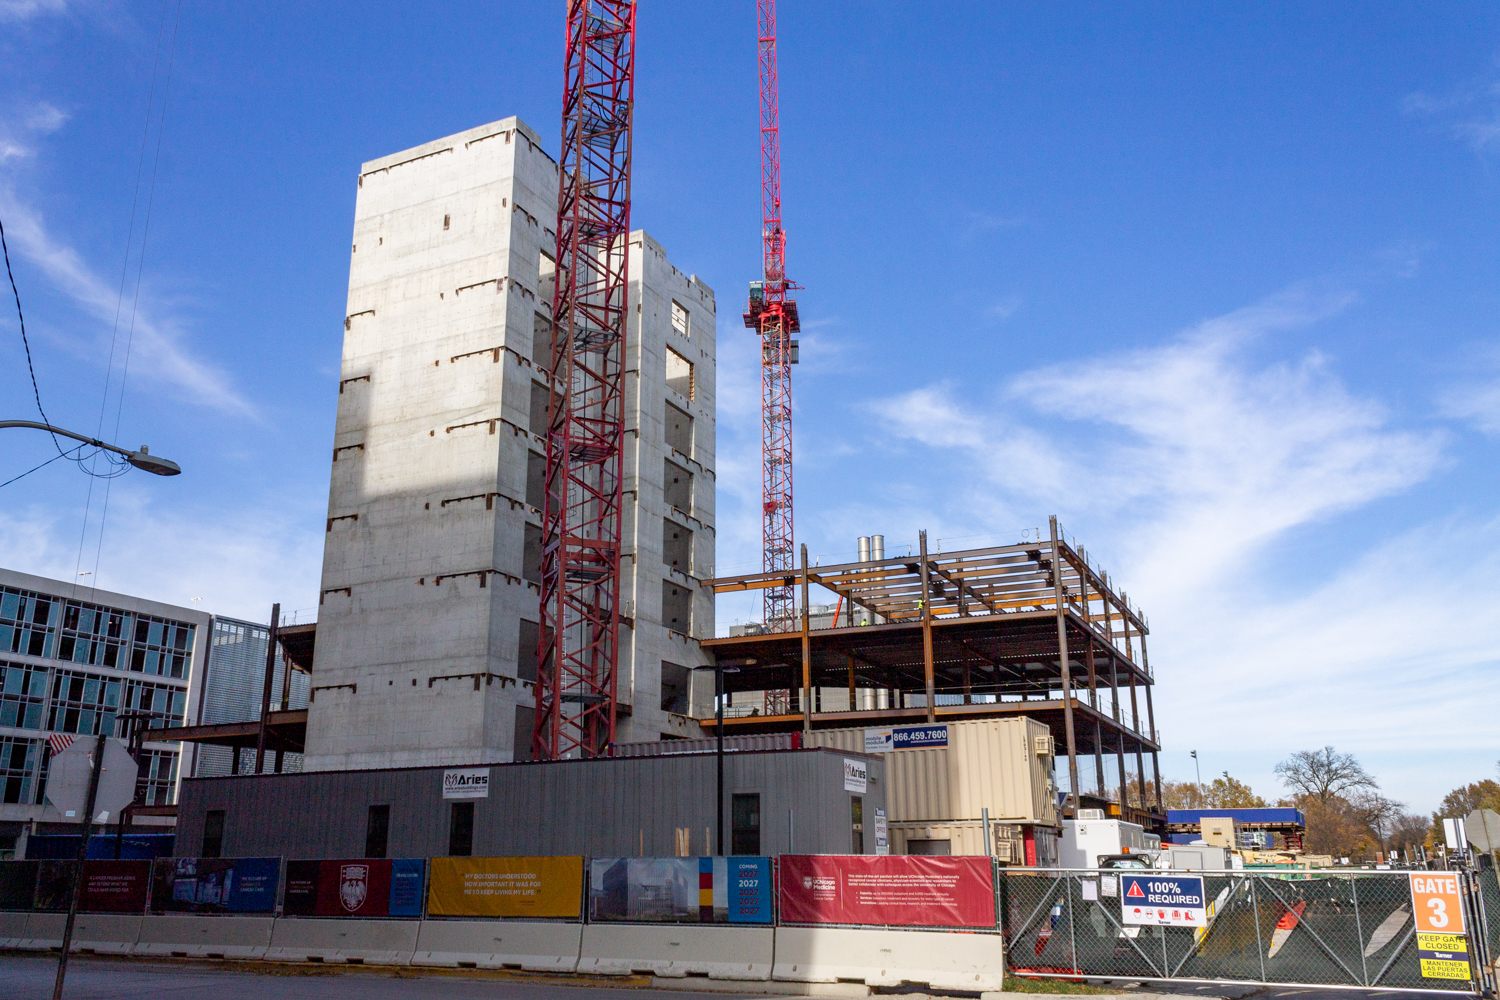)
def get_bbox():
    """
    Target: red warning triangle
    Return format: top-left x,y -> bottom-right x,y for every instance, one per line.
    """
1125,882 -> 1146,898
